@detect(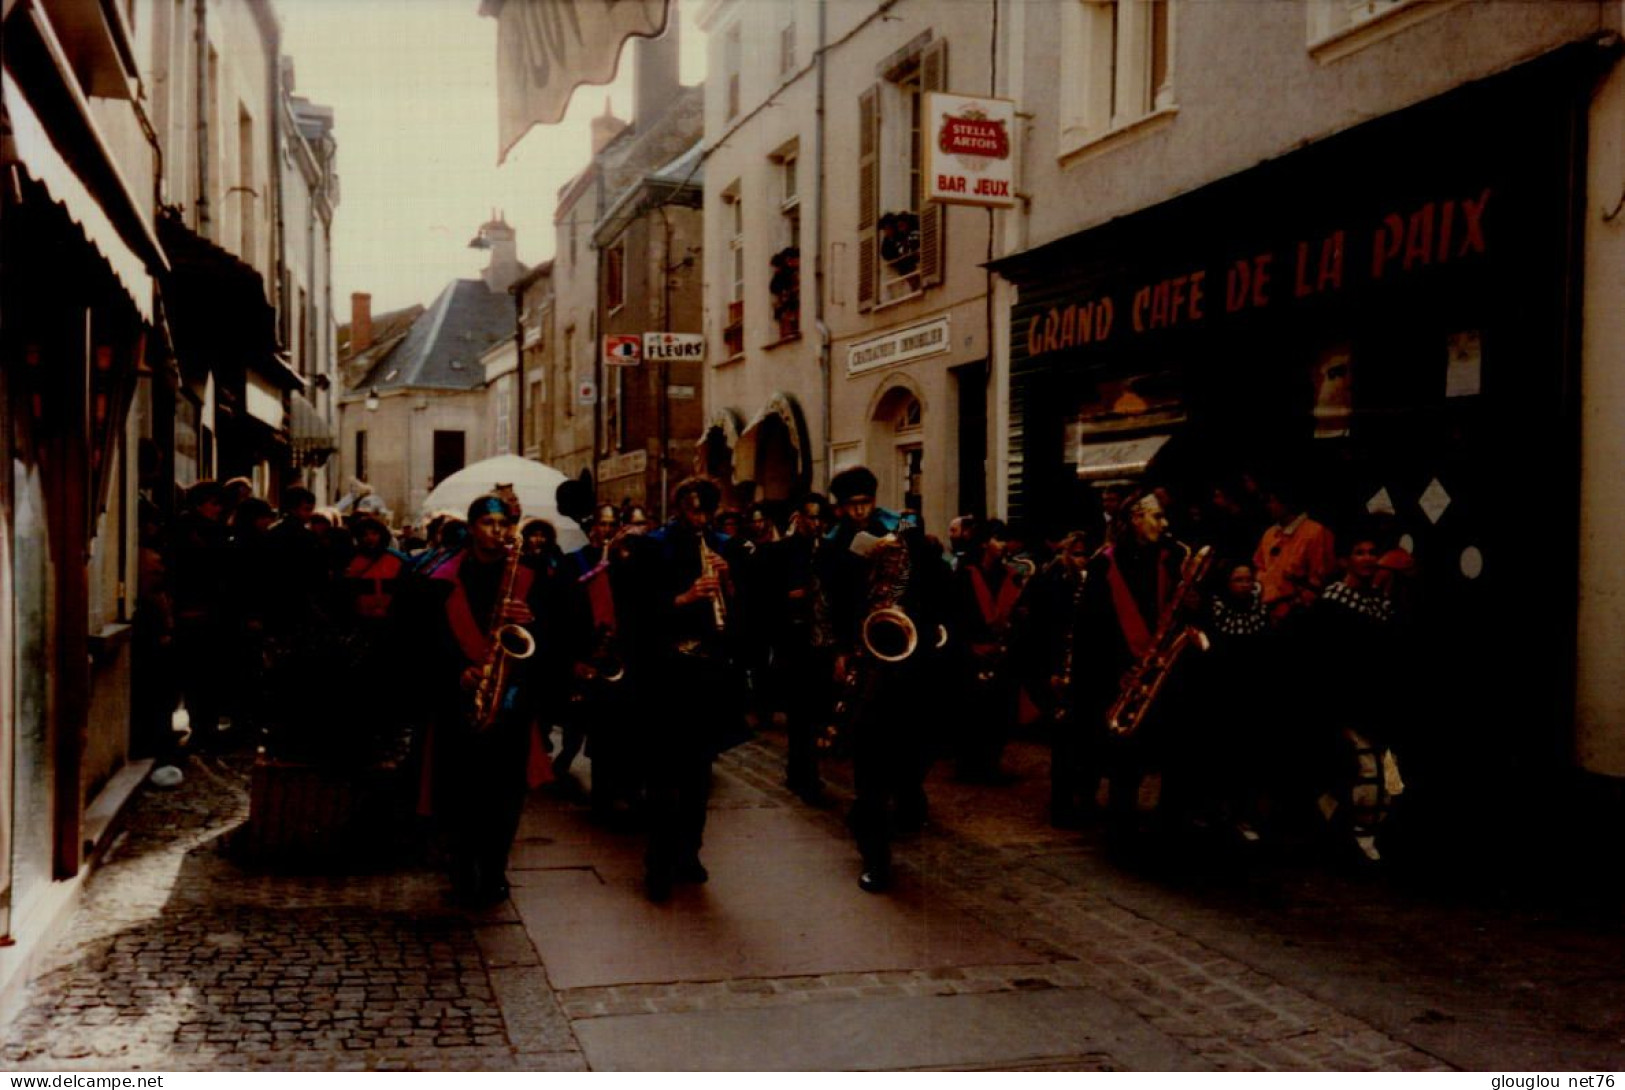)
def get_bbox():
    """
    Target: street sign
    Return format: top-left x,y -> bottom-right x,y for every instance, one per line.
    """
577,379 -> 597,405
642,332 -> 705,362
603,334 -> 642,366
925,92 -> 1017,208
